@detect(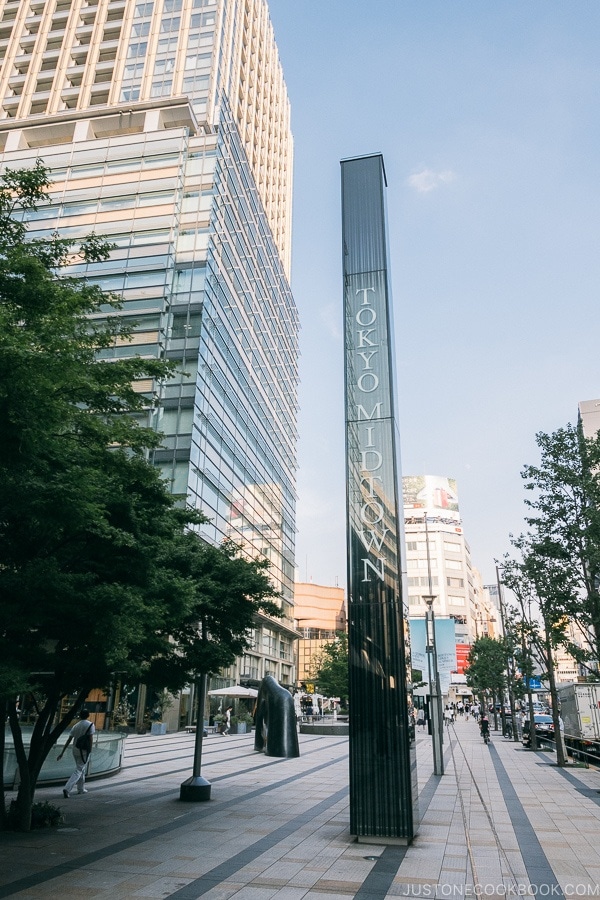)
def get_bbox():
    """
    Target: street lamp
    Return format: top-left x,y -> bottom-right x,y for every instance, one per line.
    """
180,671 -> 211,801
423,595 -> 444,776
495,565 -> 519,743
